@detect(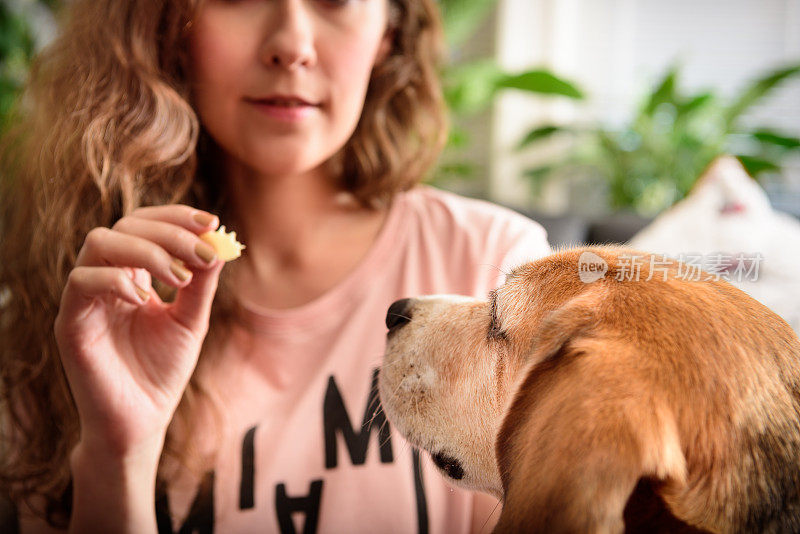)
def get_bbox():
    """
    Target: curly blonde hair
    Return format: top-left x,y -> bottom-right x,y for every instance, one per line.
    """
0,0 -> 447,526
